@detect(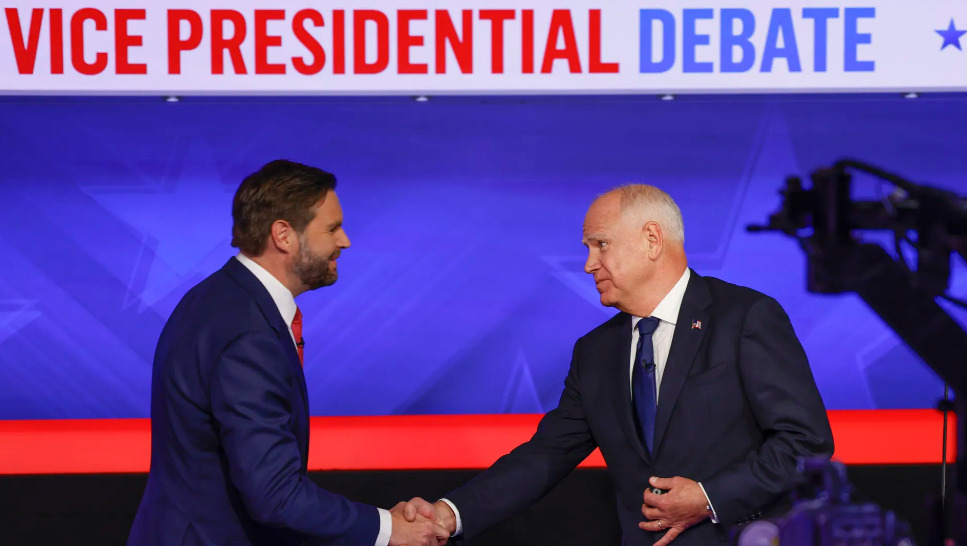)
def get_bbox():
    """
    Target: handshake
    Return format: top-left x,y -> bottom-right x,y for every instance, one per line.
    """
387,497 -> 457,546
